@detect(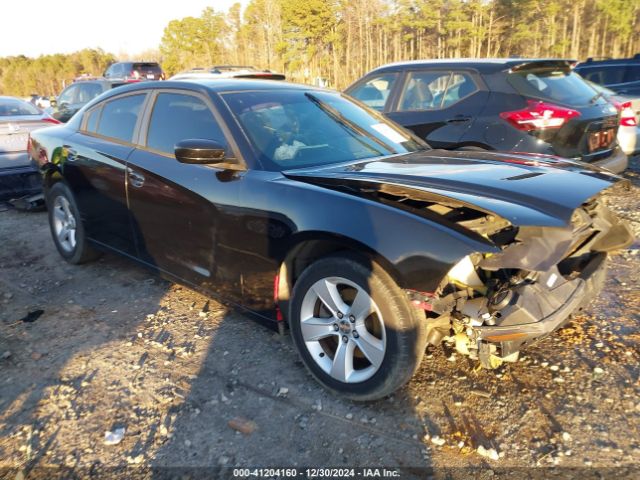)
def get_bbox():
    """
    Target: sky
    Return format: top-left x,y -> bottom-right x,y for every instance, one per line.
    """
0,0 -> 243,58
